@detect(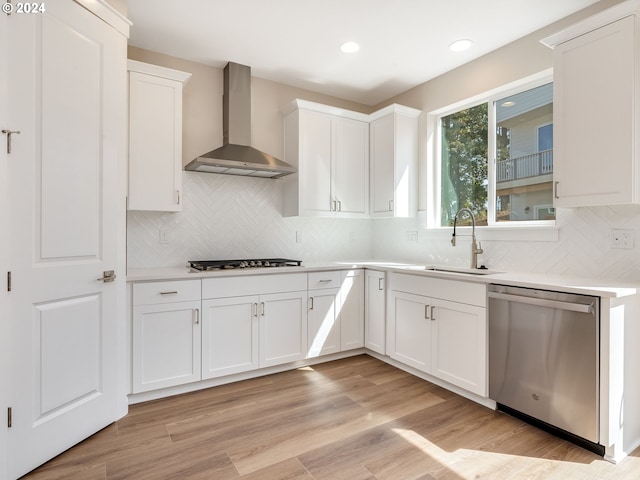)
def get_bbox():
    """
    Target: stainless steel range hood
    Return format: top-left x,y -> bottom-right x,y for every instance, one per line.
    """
185,62 -> 295,178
